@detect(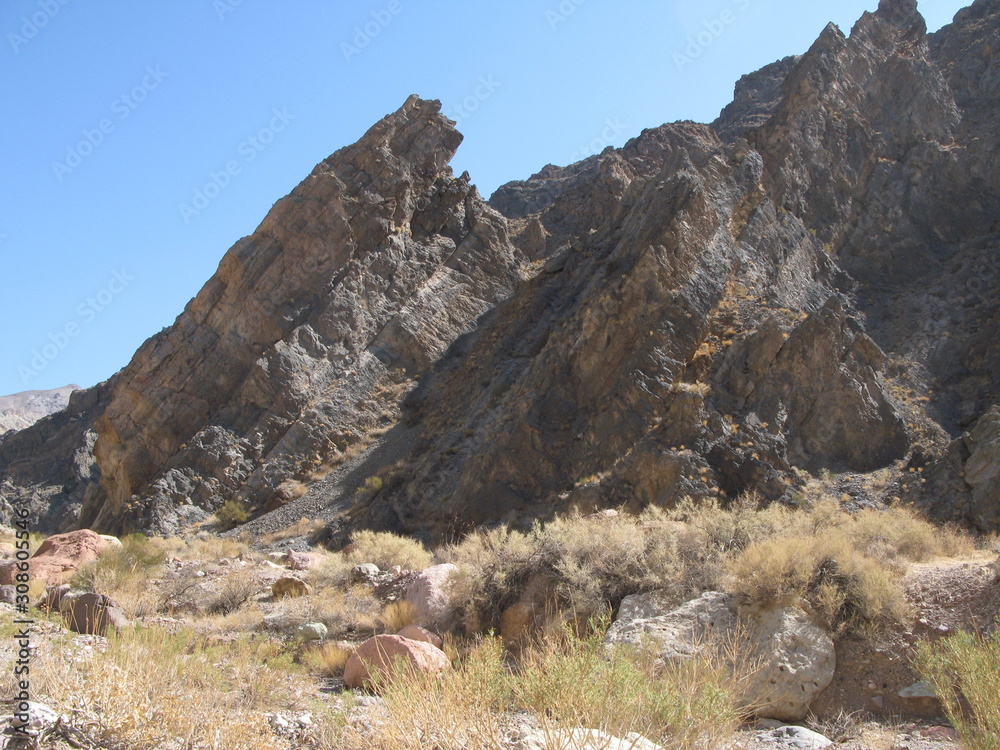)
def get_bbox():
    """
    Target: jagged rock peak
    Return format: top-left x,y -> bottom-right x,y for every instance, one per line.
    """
853,0 -> 927,41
